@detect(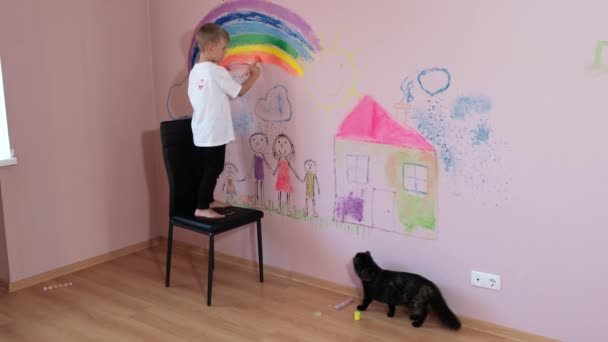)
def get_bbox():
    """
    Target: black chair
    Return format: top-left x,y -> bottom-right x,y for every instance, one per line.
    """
160,118 -> 264,306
